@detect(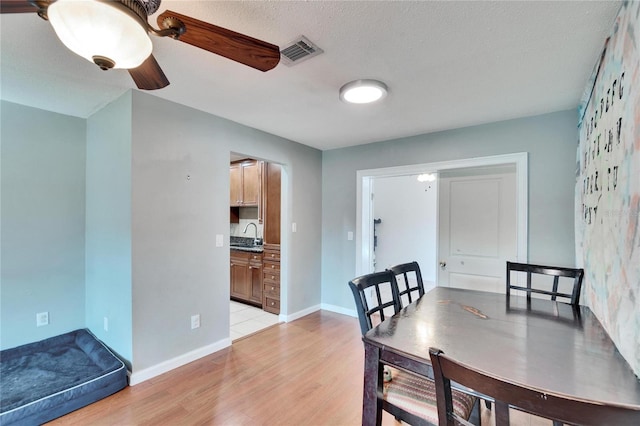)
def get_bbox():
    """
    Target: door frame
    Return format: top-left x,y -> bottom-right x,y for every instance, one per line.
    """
355,153 -> 528,278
